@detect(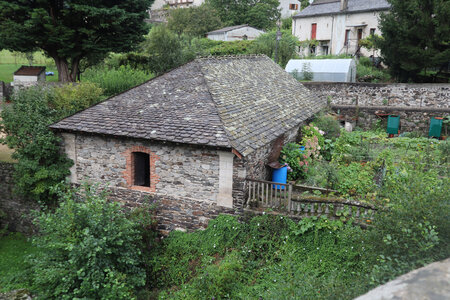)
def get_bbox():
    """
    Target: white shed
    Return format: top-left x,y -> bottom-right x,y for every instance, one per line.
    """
206,25 -> 264,41
285,59 -> 356,82
13,66 -> 46,85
